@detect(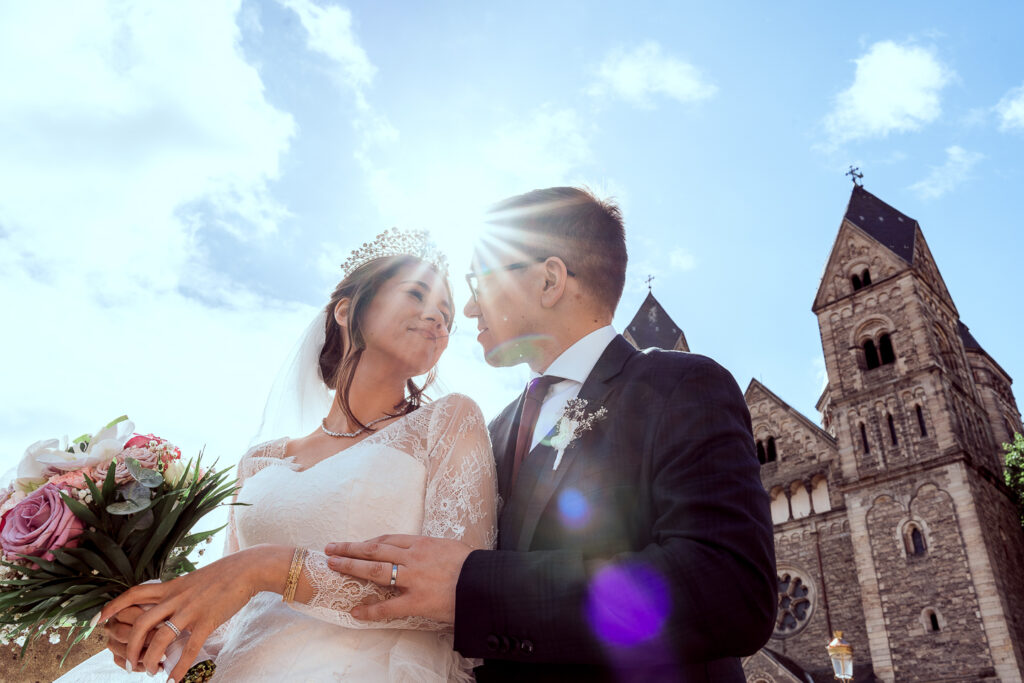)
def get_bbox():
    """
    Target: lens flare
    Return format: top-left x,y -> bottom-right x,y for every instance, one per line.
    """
557,488 -> 591,529
482,334 -> 552,367
585,563 -> 671,646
